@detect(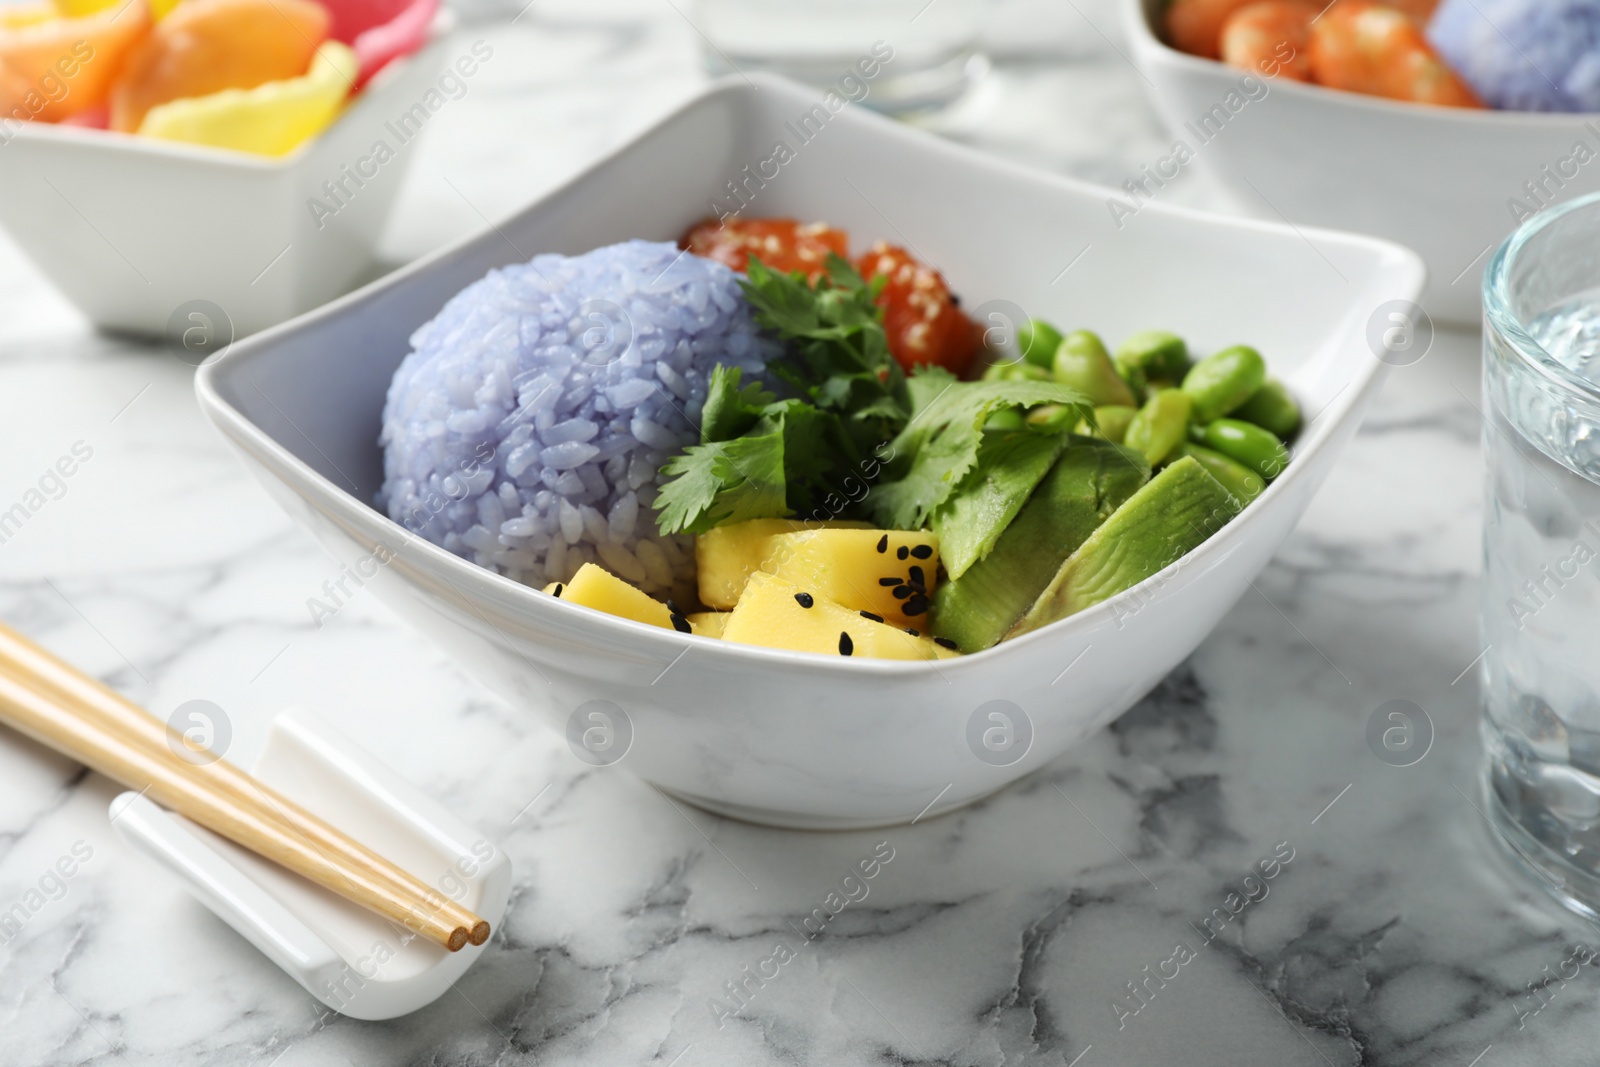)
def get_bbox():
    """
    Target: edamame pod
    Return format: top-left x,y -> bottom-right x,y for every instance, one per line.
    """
982,360 -> 1053,383
985,408 -> 1027,432
1181,344 -> 1266,424
1078,404 -> 1137,443
1194,418 -> 1289,481
1173,443 -> 1265,506
1124,389 -> 1192,466
1115,330 -> 1190,382
1026,404 -> 1076,432
1018,319 -> 1065,369
1053,330 -> 1136,407
1232,378 -> 1301,439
